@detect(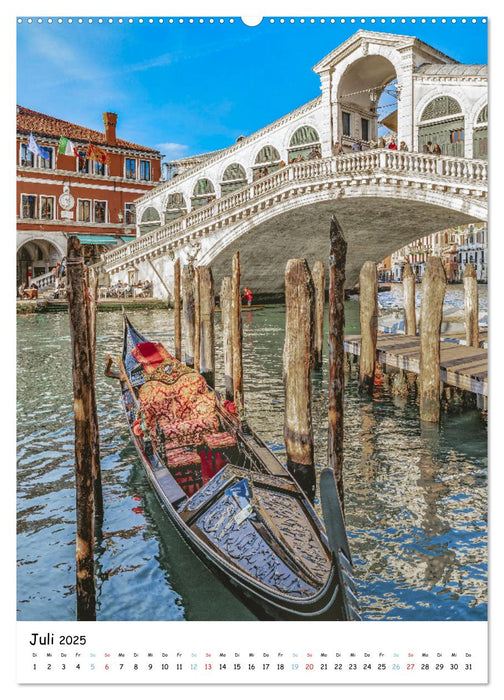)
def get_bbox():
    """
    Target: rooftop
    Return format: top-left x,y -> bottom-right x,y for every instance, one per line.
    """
16,106 -> 161,155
